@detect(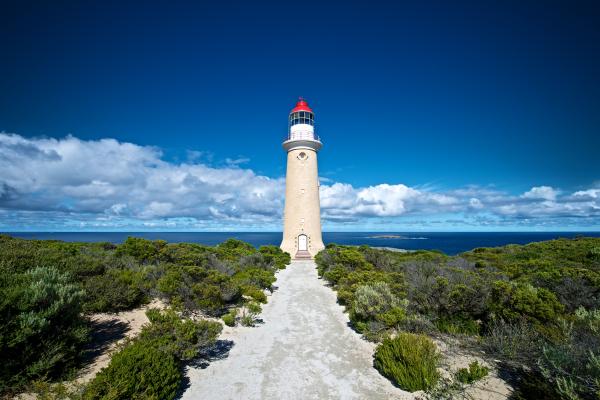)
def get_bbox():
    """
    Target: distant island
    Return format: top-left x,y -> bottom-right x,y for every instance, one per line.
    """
366,234 -> 428,239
